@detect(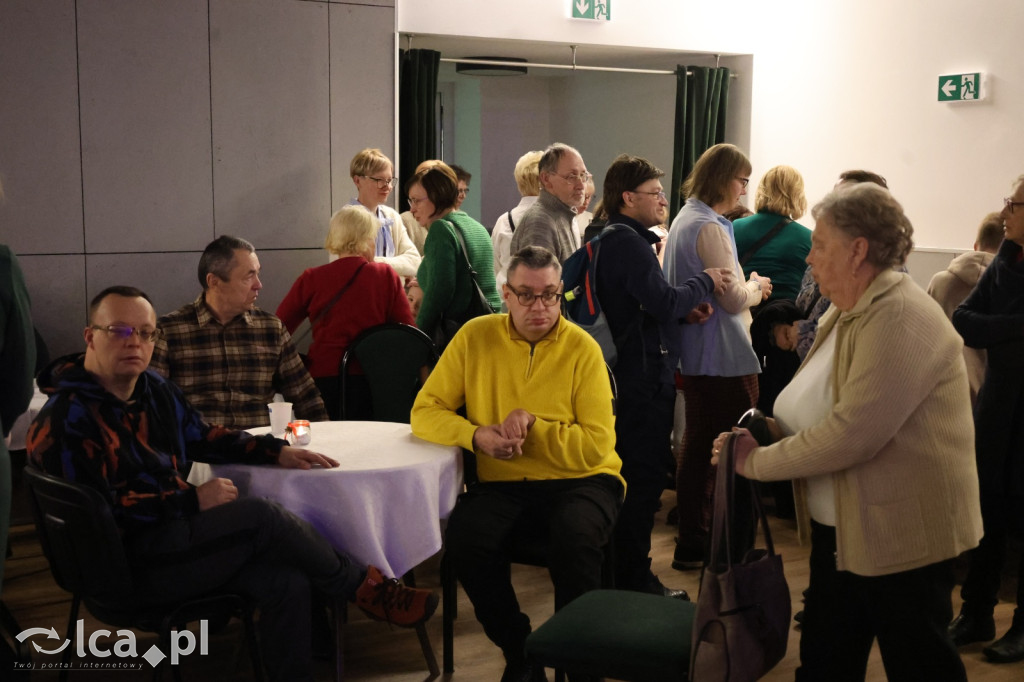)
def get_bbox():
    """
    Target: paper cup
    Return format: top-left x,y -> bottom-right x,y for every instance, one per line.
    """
268,402 -> 293,436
